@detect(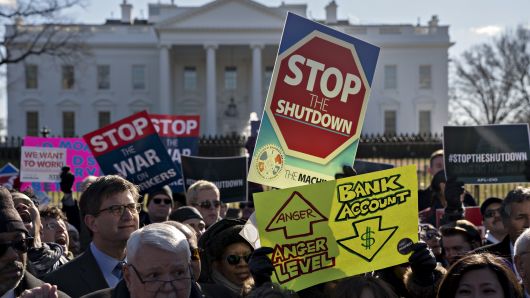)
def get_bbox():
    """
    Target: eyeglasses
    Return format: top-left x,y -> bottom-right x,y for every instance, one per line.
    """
239,202 -> 254,209
128,264 -> 192,293
194,200 -> 221,209
225,254 -> 251,265
94,203 -> 142,217
190,247 -> 201,261
0,238 -> 34,256
484,208 -> 502,219
153,198 -> 172,205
